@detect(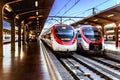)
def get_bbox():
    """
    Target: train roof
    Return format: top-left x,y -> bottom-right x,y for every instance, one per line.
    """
53,24 -> 73,26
